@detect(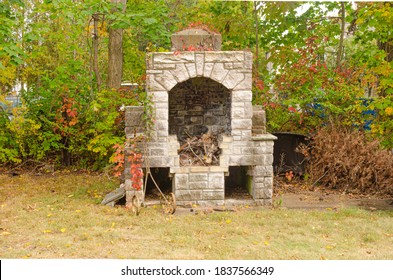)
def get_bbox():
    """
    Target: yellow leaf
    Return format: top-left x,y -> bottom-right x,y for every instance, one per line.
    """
75,210 -> 81,213
47,213 -> 52,217
67,194 -> 74,198
42,230 -> 52,234
264,240 -> 269,246
60,228 -> 66,233
111,222 -> 116,228
225,219 -> 232,224
0,231 -> 11,236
